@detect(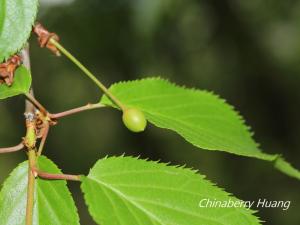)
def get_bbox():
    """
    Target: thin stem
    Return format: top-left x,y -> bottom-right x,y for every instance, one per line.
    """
33,167 -> 81,181
0,142 -> 24,154
22,45 -> 37,225
49,38 -> 125,111
49,102 -> 105,119
26,149 -> 36,225
37,123 -> 49,156
25,93 -> 47,115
